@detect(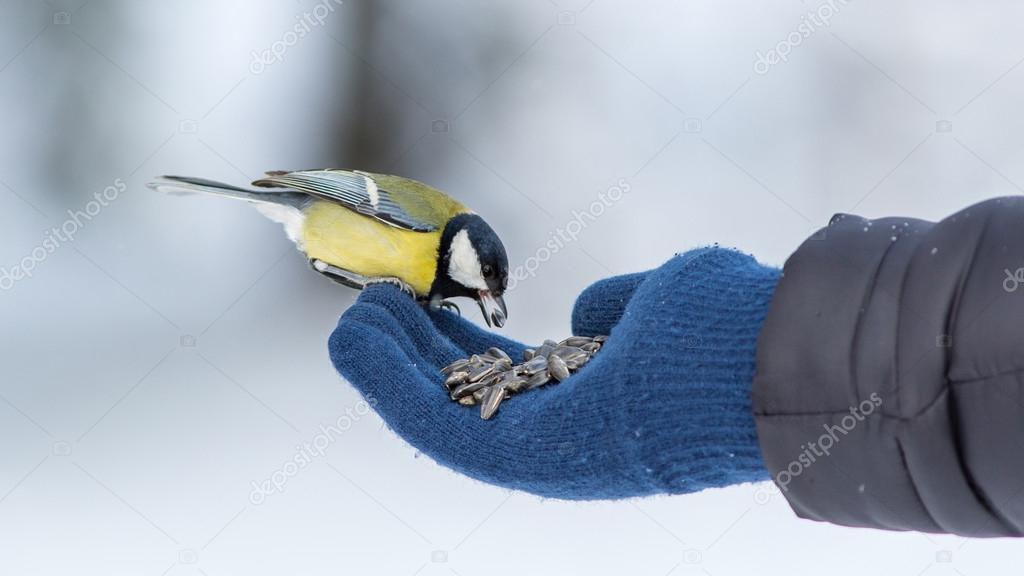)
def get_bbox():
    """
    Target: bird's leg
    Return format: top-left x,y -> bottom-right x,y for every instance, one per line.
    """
310,259 -> 416,298
428,294 -> 461,316
309,259 -> 370,290
364,276 -> 417,298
